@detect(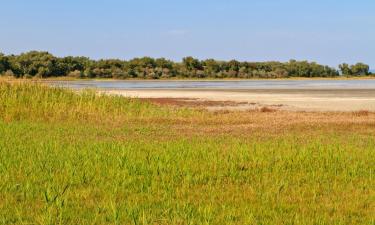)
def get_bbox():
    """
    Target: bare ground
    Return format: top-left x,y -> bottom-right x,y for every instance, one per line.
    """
101,89 -> 375,112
